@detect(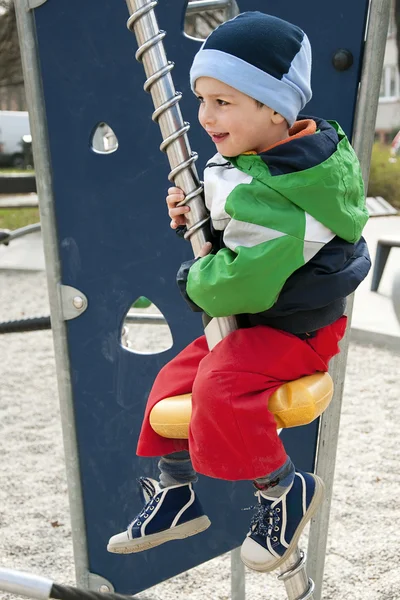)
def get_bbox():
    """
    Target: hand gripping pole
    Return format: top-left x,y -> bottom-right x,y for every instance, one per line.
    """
125,2 -> 314,598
